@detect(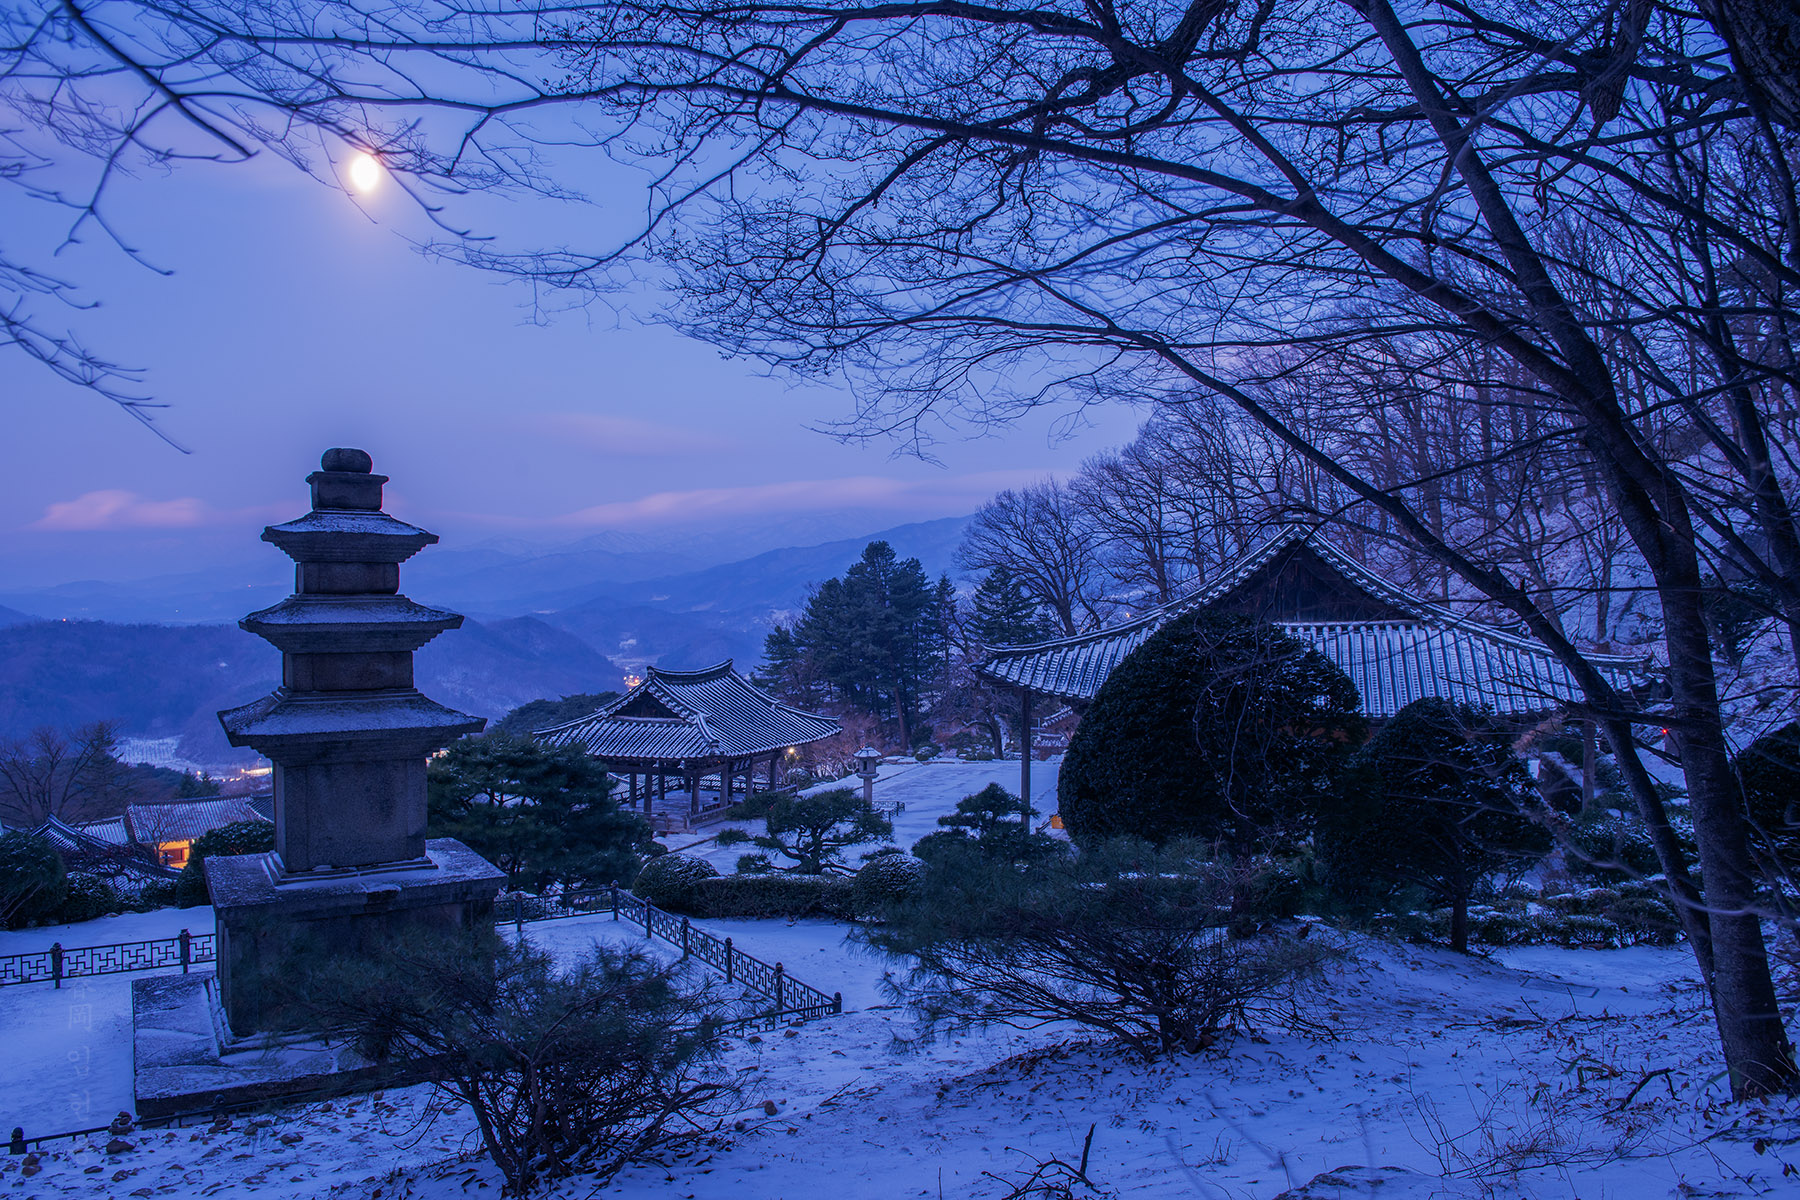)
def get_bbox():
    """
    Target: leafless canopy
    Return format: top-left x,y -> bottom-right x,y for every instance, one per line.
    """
5,0 -> 1799,1094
